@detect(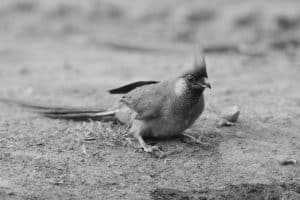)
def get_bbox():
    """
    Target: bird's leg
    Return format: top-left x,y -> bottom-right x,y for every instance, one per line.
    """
135,134 -> 166,158
181,133 -> 210,147
130,120 -> 165,158
135,133 -> 160,153
135,134 -> 167,158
